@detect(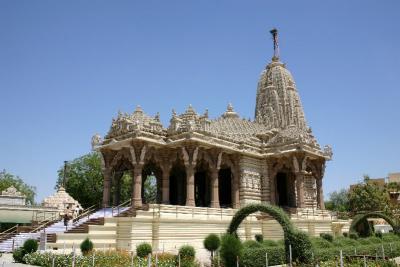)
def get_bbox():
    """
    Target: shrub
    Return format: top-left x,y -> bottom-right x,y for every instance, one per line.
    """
333,236 -> 359,247
241,246 -> 285,267
349,232 -> 359,240
203,233 -> 220,259
368,236 -> 383,244
136,242 -> 152,258
255,234 -> 263,243
13,239 -> 38,263
80,238 -> 94,255
23,239 -> 38,254
320,233 -> 333,242
243,240 -> 262,248
286,230 -> 313,264
375,231 -> 383,238
357,238 -> 372,245
12,247 -> 26,263
382,233 -> 400,242
343,232 -> 348,237
220,234 -> 242,267
227,204 -> 313,264
262,239 -> 278,247
310,237 -> 333,249
179,245 -> 195,262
